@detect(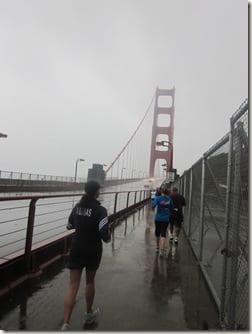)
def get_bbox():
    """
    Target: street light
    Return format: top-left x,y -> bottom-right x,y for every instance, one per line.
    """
156,140 -> 173,171
121,167 -> 126,179
74,158 -> 85,182
131,169 -> 136,178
